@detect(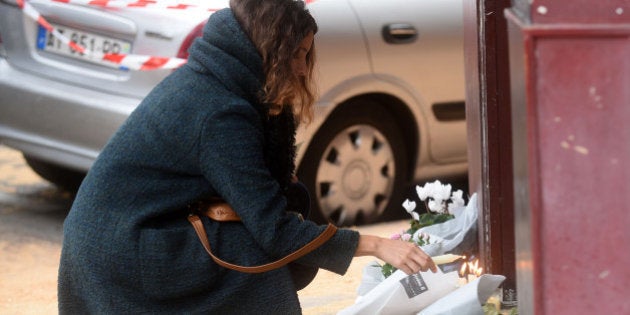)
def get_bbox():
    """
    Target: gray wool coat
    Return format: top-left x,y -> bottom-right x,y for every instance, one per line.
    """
58,8 -> 359,314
